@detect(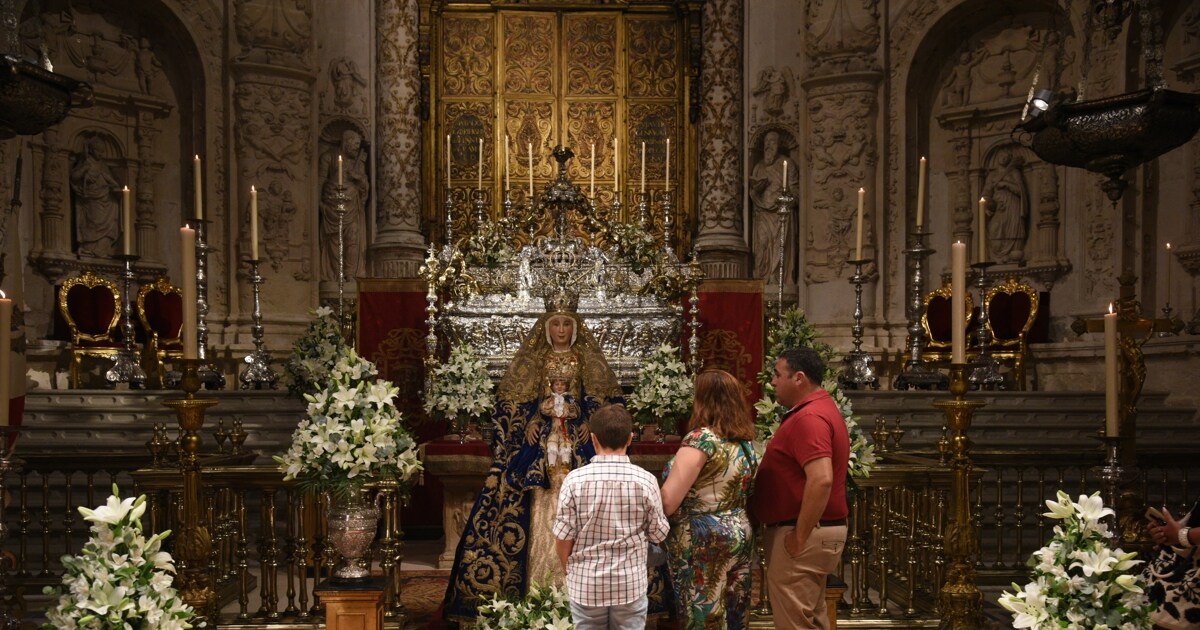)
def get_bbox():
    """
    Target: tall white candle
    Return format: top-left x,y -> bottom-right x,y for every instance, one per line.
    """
855,187 -> 865,260
180,226 -> 198,360
978,197 -> 988,262
477,138 -> 483,191
640,141 -> 646,193
783,160 -> 788,190
122,186 -> 132,256
250,186 -> 259,260
0,291 -> 10,427
1165,243 -> 1173,303
665,138 -> 671,192
590,143 -> 595,197
445,134 -> 451,189
337,155 -> 344,187
1104,305 -> 1119,437
528,143 -> 534,198
505,136 -> 510,192
951,241 -> 967,364
916,156 -> 927,229
193,155 -> 203,221
613,138 -> 619,191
